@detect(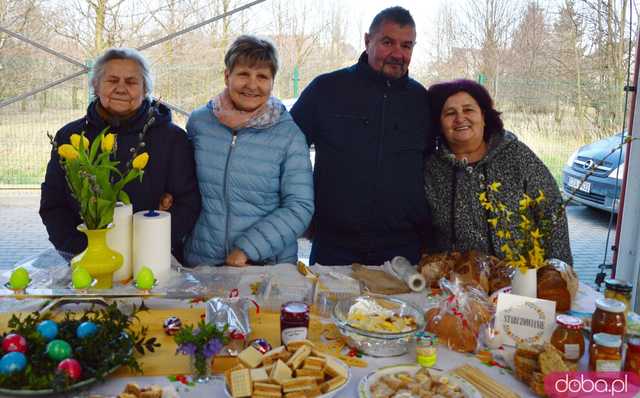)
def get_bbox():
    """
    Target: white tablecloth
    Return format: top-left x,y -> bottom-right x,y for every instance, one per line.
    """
0,264 -> 601,398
